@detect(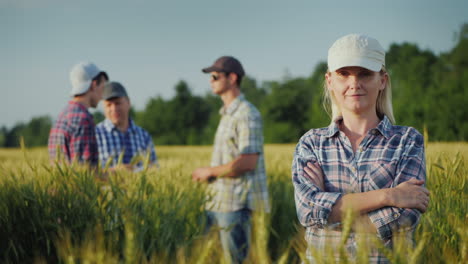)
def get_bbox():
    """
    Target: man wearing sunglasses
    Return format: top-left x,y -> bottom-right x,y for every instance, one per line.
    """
192,56 -> 269,263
